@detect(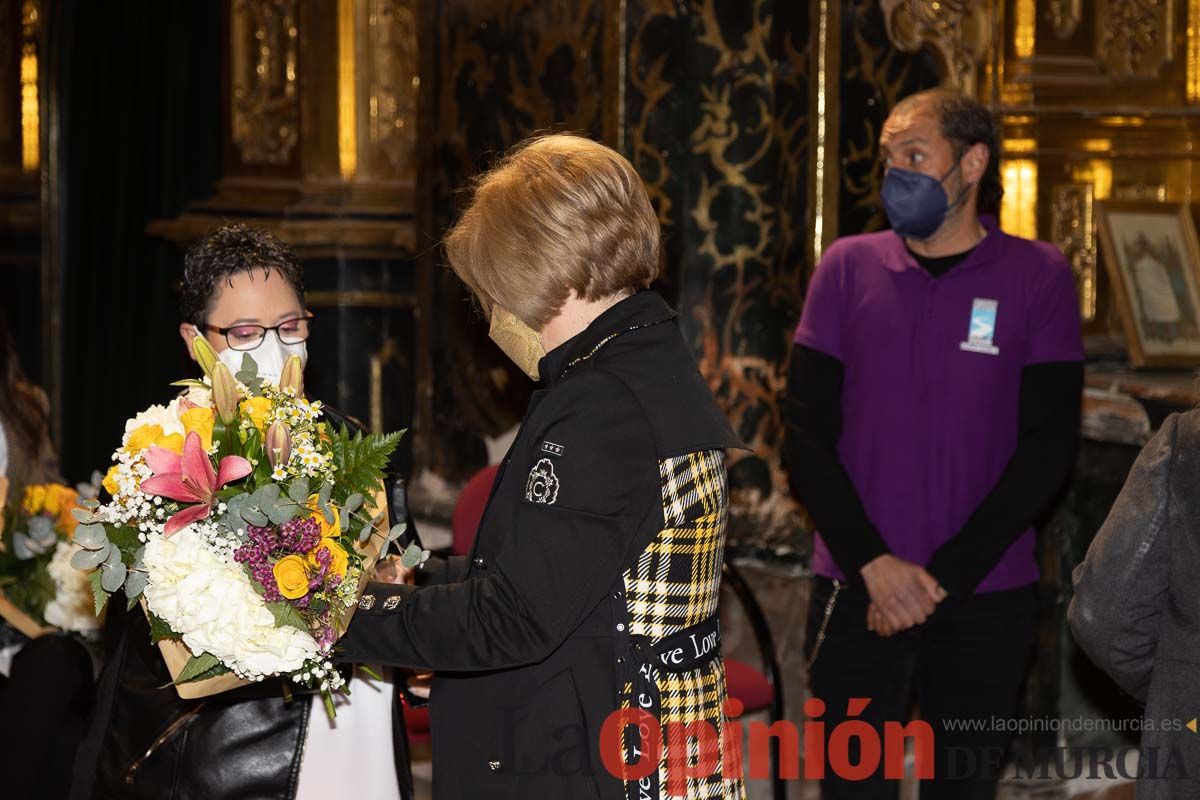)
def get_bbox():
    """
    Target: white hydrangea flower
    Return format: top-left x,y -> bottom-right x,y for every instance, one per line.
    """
142,525 -> 319,680
43,541 -> 102,634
